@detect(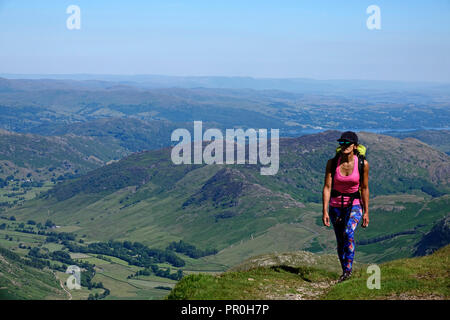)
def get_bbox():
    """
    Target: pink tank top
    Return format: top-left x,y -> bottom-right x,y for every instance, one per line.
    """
330,155 -> 360,207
